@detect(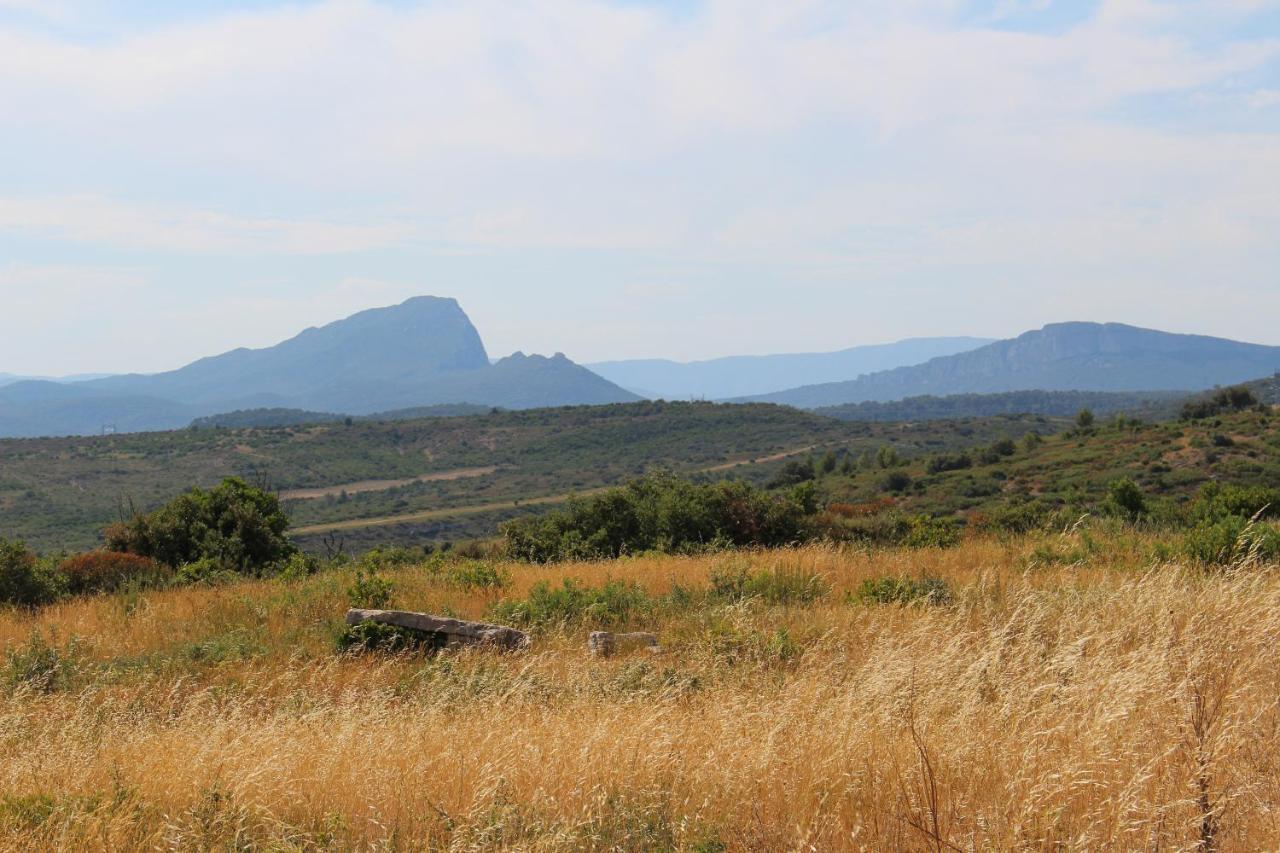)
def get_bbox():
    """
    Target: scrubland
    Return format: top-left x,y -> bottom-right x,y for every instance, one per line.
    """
0,532 -> 1277,850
